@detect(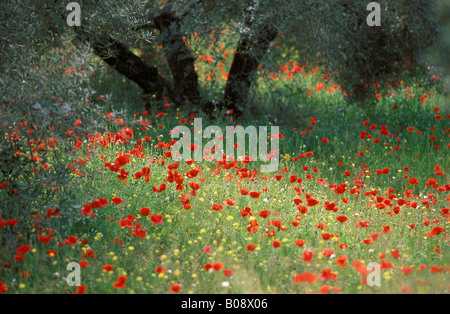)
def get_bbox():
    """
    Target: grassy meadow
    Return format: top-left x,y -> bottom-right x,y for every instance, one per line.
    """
1,47 -> 449,295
